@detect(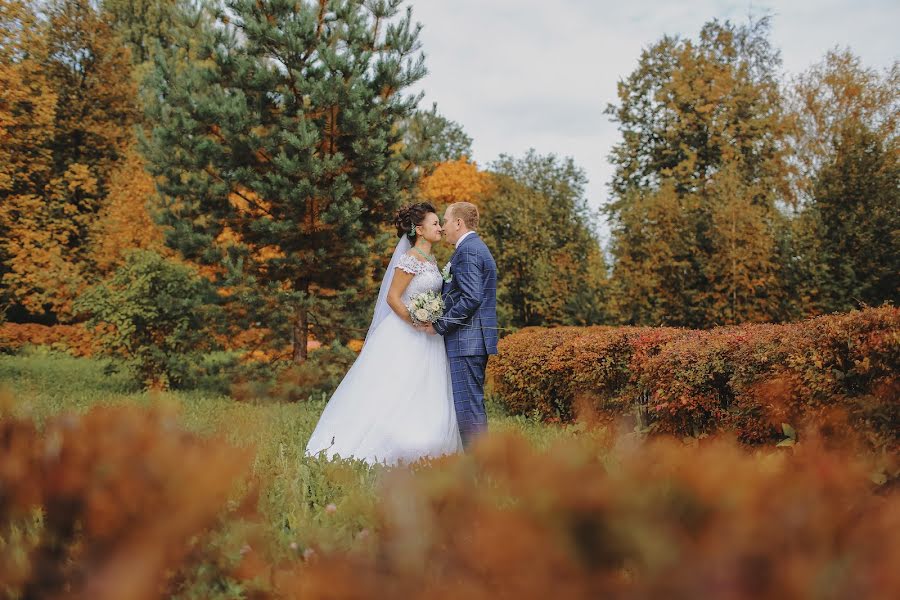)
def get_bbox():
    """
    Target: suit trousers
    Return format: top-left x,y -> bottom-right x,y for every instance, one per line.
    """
449,354 -> 489,448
